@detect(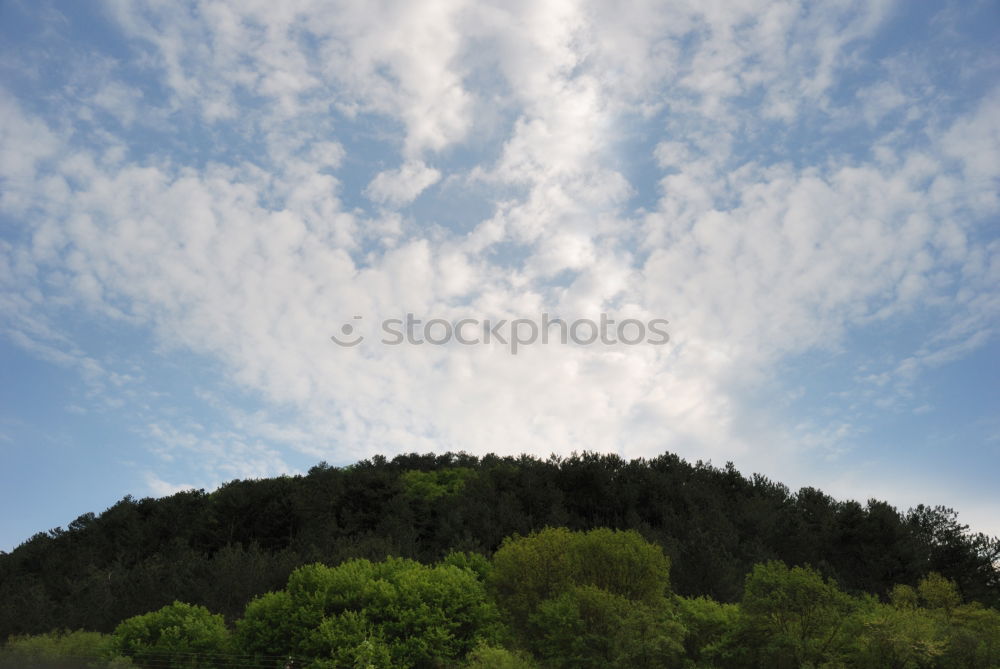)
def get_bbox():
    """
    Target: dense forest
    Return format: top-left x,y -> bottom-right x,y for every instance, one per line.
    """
2,452 -> 999,667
